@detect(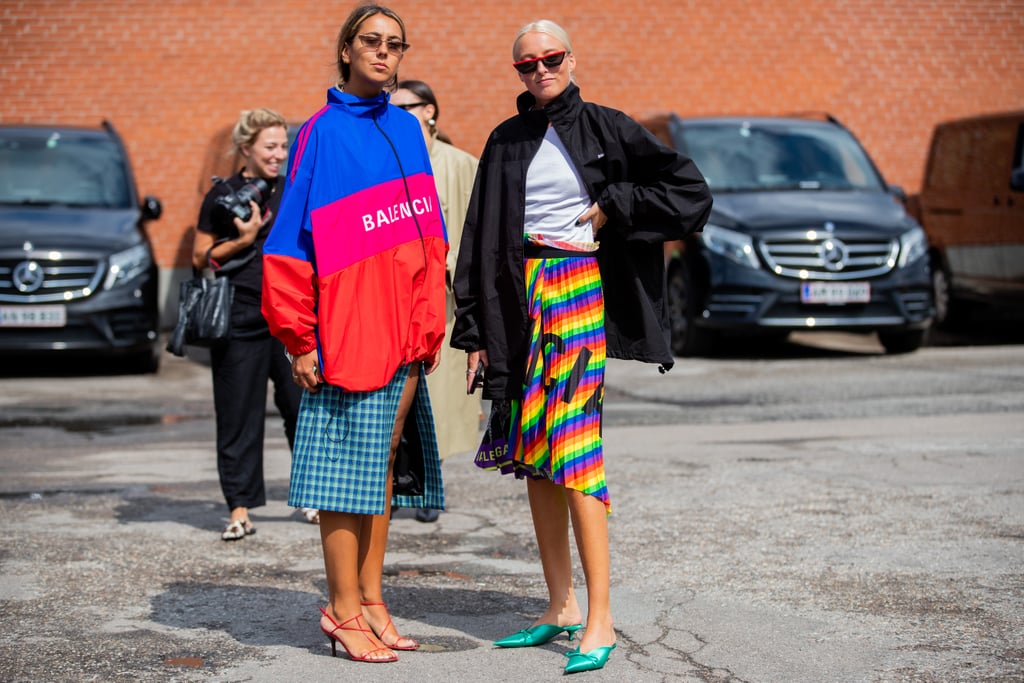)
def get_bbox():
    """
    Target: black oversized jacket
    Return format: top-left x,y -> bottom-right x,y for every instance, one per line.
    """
450,83 -> 712,399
